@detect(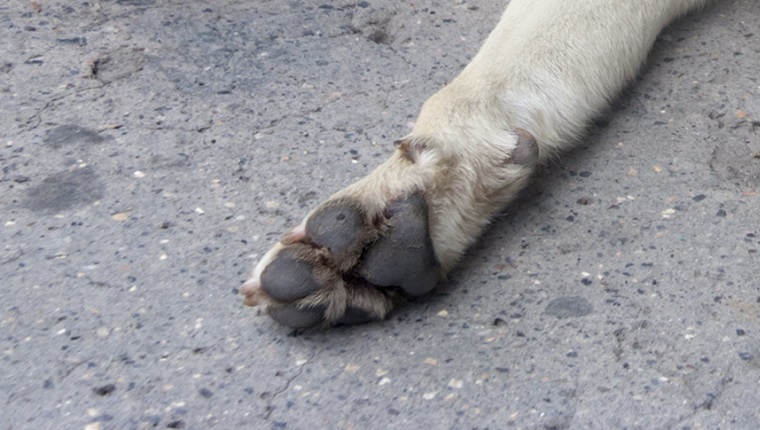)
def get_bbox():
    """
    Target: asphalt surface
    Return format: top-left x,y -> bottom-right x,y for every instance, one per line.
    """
2,0 -> 759,429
